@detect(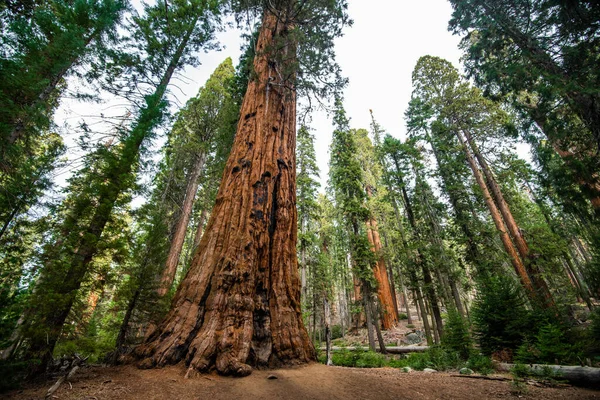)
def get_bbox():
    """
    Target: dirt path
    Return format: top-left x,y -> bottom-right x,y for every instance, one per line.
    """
3,363 -> 599,400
